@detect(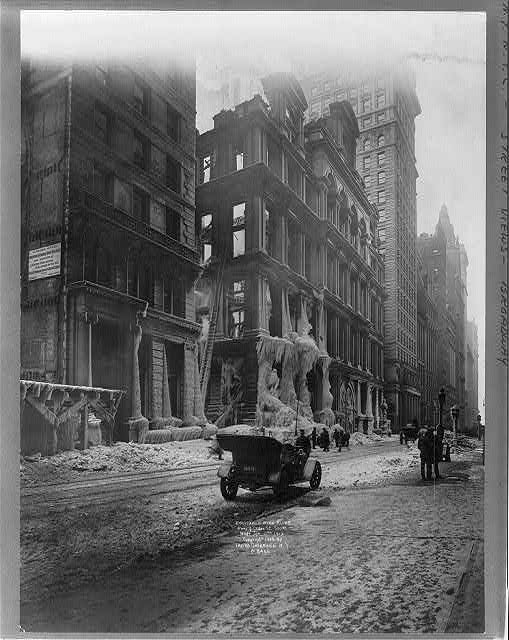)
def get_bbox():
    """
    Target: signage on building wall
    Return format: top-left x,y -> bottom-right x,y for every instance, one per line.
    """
28,243 -> 61,280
